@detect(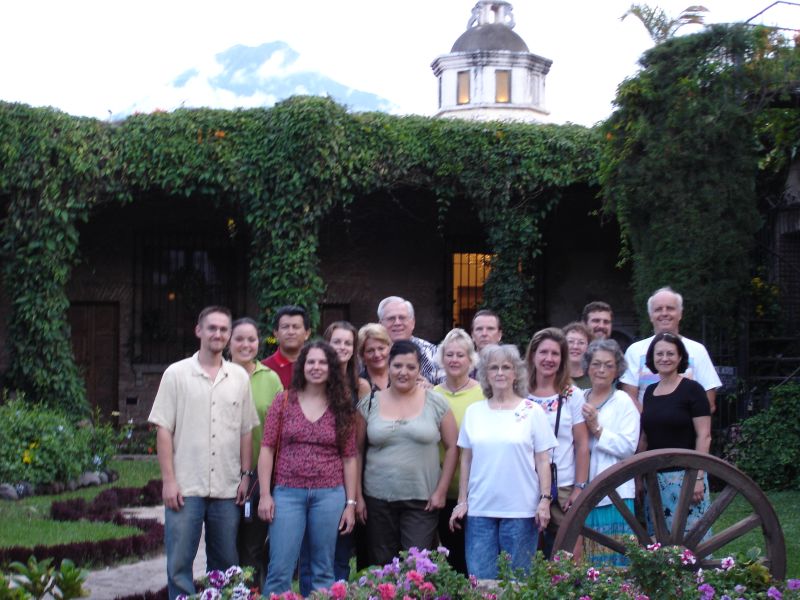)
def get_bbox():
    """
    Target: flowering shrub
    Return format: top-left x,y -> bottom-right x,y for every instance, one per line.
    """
171,544 -> 800,600
176,566 -> 258,600
0,395 -> 120,486
309,547 -> 485,600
